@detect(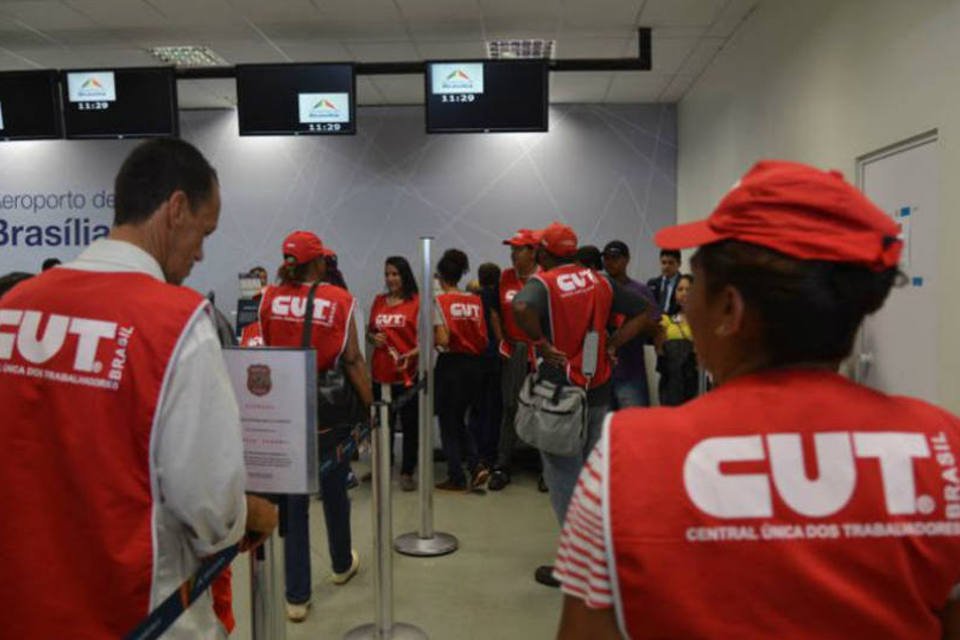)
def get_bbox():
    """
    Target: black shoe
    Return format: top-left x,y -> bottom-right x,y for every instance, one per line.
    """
488,468 -> 510,491
538,475 -> 548,493
534,565 -> 560,588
